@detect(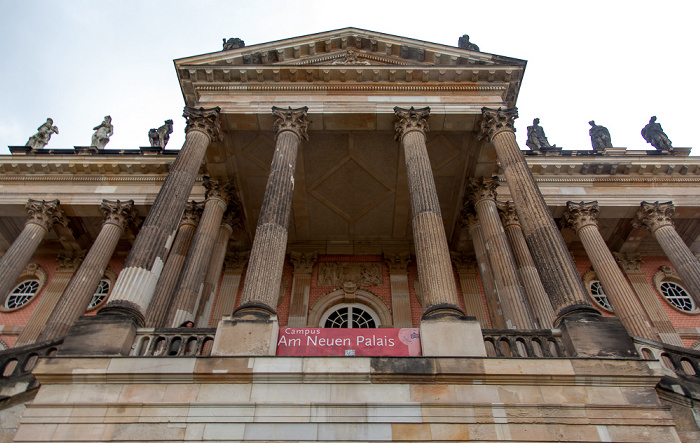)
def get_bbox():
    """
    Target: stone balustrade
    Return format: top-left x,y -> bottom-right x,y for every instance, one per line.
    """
0,338 -> 63,401
482,329 -> 567,358
634,336 -> 700,383
129,328 -> 216,357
